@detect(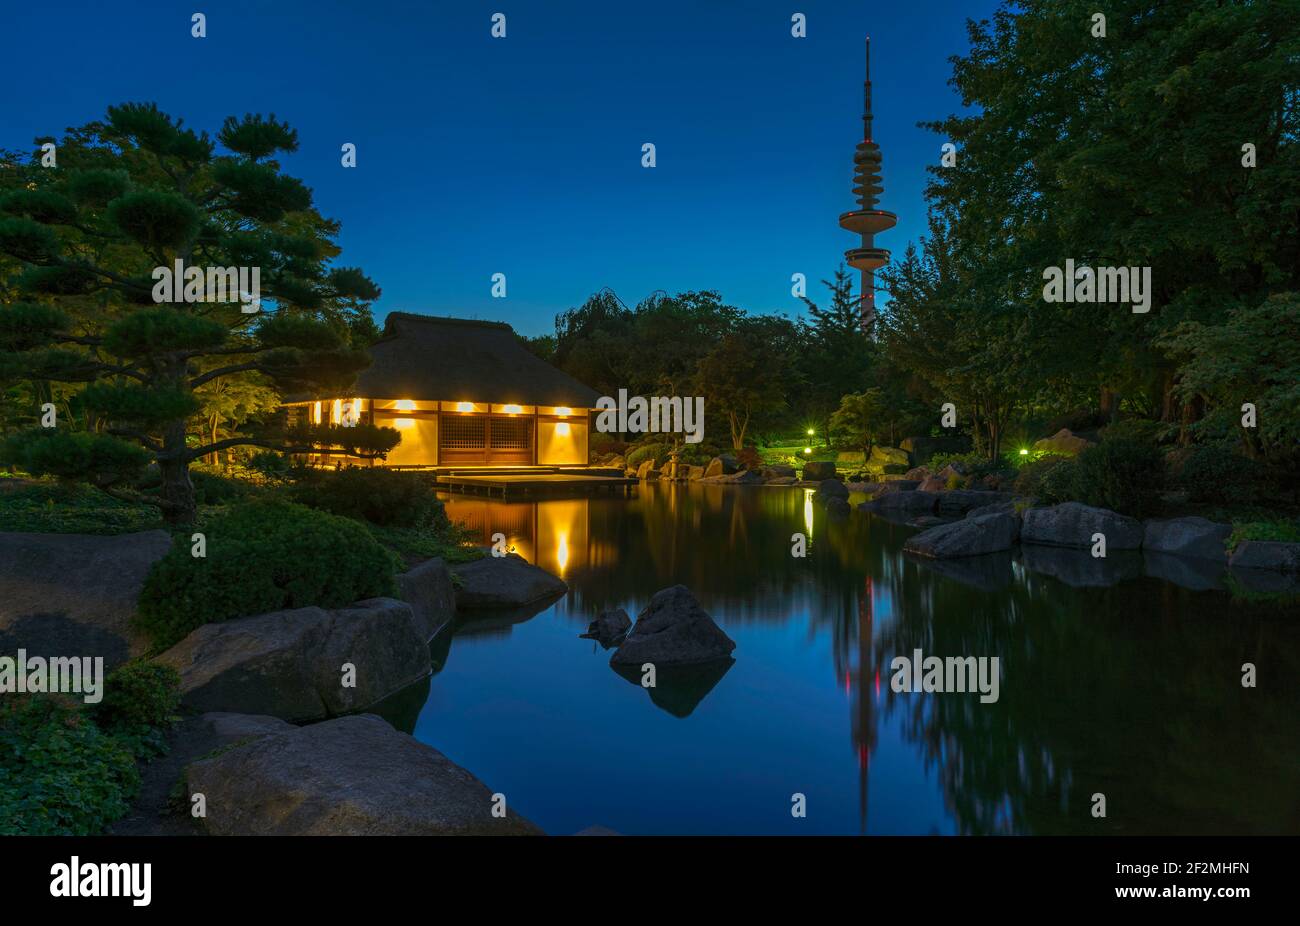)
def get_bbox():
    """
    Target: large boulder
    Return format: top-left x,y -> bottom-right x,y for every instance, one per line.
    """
874,479 -> 920,495
396,557 -> 457,640
1021,502 -> 1143,550
704,454 -> 738,477
867,446 -> 910,472
802,461 -> 837,481
903,510 -> 1020,558
917,475 -> 947,493
1032,428 -> 1095,456
860,490 -> 940,515
1143,517 -> 1231,563
824,496 -> 851,516
1228,541 -> 1300,573
609,586 -> 736,667
451,553 -> 567,609
185,714 -> 541,835
581,609 -> 631,647
763,464 -> 797,479
815,479 -> 849,499
687,465 -> 706,481
904,466 -> 931,481
153,598 -> 431,722
636,459 -> 658,480
937,490 -> 1014,517
0,529 -> 171,670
